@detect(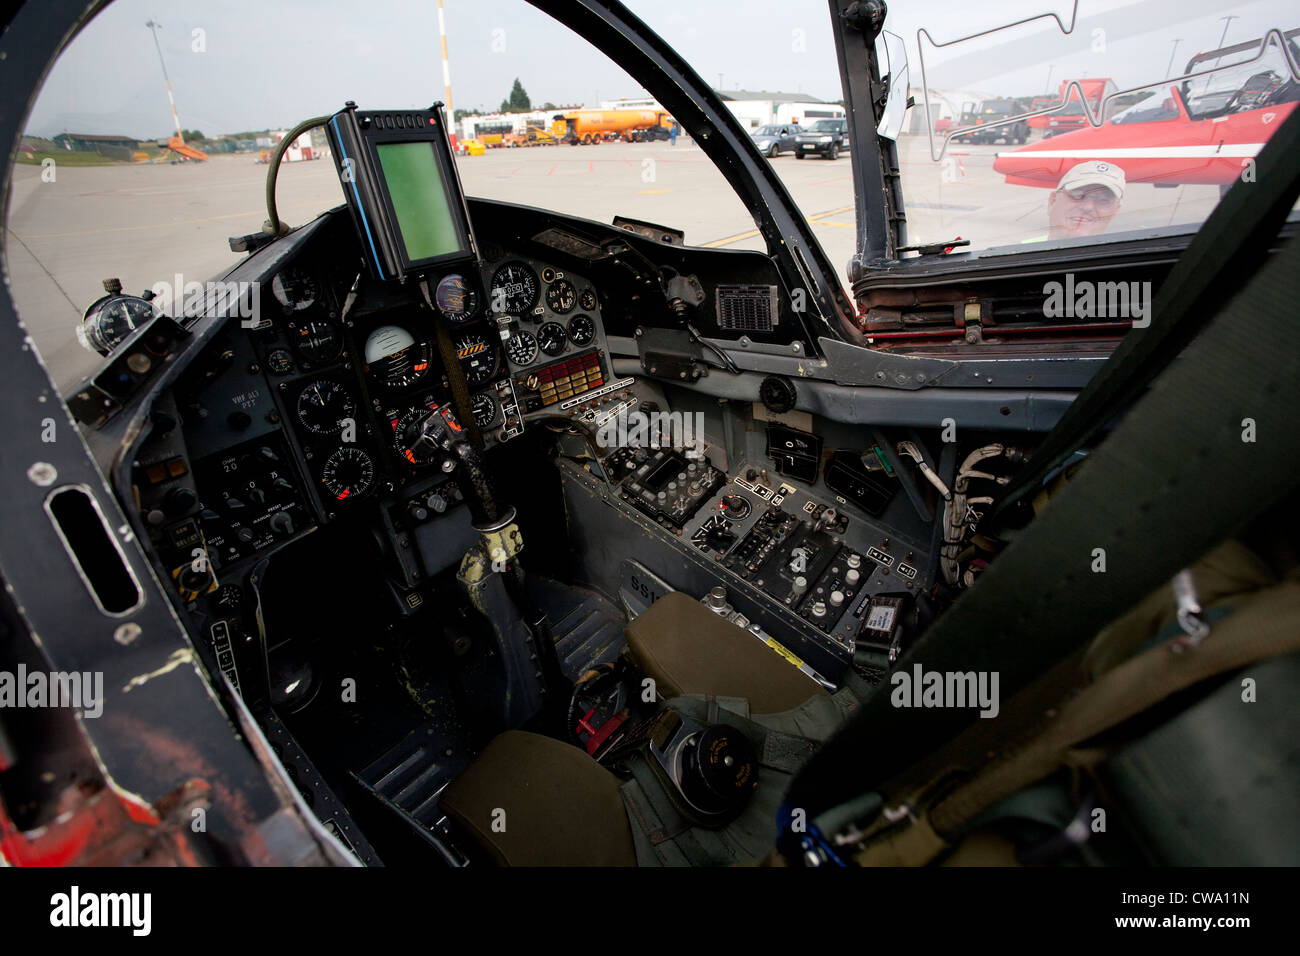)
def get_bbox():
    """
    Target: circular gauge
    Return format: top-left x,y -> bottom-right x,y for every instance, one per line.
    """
471,392 -> 499,429
567,314 -> 596,347
579,289 -> 597,311
454,331 -> 498,387
435,274 -> 480,324
392,407 -> 441,467
505,330 -> 538,366
537,322 -> 567,356
79,295 -> 157,355
296,380 -> 355,436
286,317 -> 341,365
266,349 -> 295,375
272,268 -> 319,311
321,447 -> 374,501
490,261 -> 539,315
364,324 -> 432,389
546,279 -> 576,315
